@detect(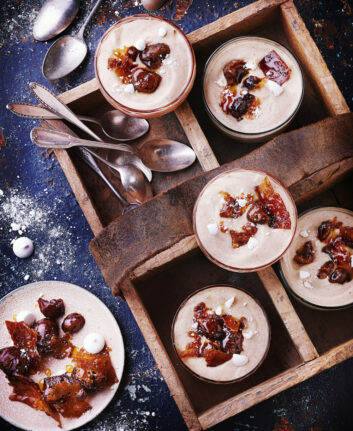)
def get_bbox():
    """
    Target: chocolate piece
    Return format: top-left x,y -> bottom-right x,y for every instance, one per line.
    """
126,46 -> 138,61
259,50 -> 291,86
131,68 -> 161,93
33,318 -> 59,355
341,226 -> 353,248
294,241 -> 315,265
219,193 -> 242,218
242,75 -> 262,90
223,59 -> 248,86
140,43 -> 170,69
62,313 -> 85,334
38,298 -> 65,319
205,349 -> 232,367
230,93 -> 255,120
